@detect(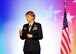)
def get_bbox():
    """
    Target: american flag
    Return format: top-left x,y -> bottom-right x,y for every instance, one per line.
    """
60,1 -> 71,54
